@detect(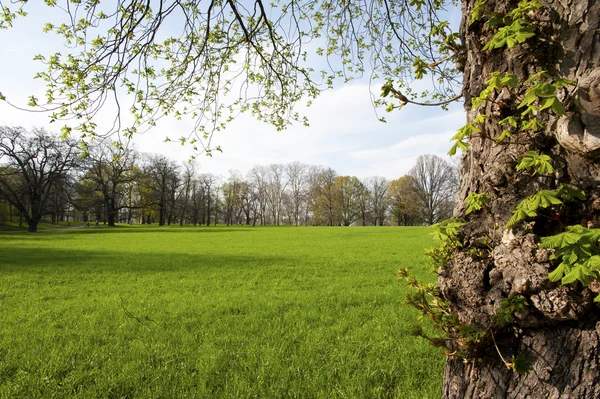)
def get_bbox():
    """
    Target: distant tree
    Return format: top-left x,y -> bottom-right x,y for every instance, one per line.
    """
178,162 -> 197,225
143,155 -> 181,226
334,176 -> 364,226
199,173 -> 218,226
409,154 -> 458,225
365,176 -> 389,226
46,174 -> 74,224
304,166 -> 325,226
248,165 -> 269,225
266,164 -> 288,225
82,143 -> 138,226
0,127 -> 81,232
313,168 -> 338,226
387,175 -> 421,226
286,161 -> 308,226
221,170 -> 246,226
